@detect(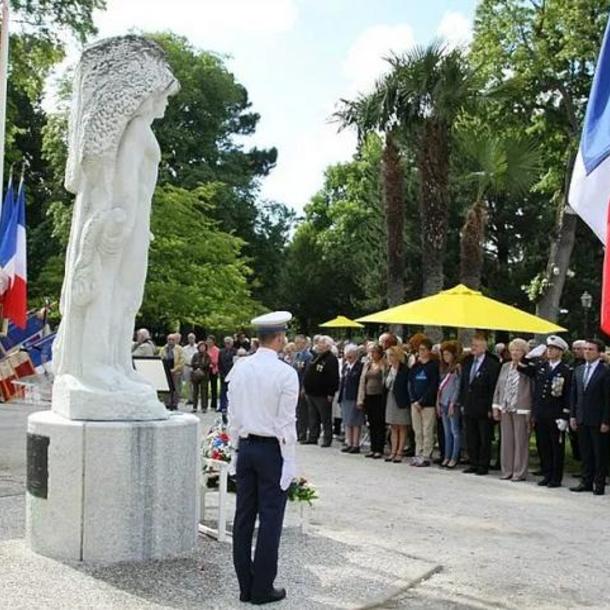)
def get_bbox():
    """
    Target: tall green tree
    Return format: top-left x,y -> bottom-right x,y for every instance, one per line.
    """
336,86 -> 406,312
471,0 -> 610,324
279,135 -> 387,330
457,126 -> 541,291
387,43 -> 476,302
